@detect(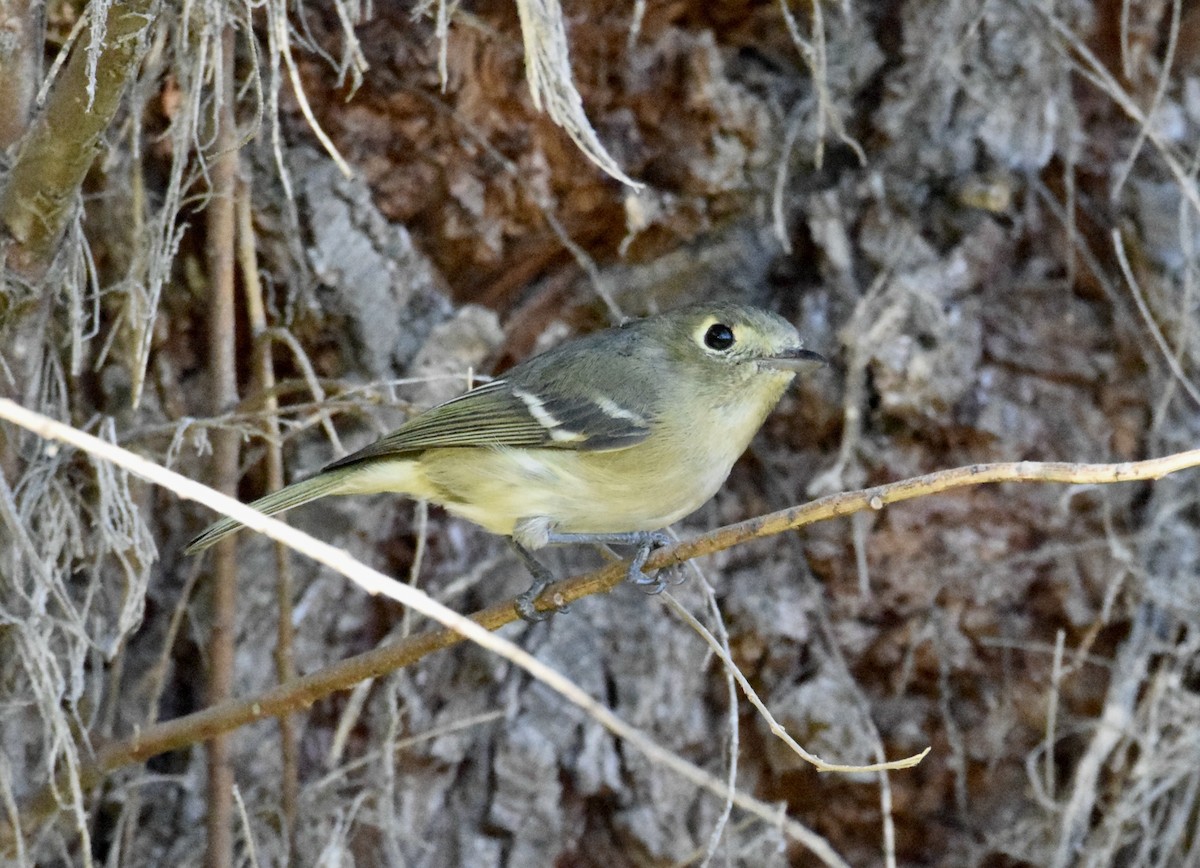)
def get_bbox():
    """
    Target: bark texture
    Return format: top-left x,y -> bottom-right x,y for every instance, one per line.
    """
2,1 -> 1199,866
